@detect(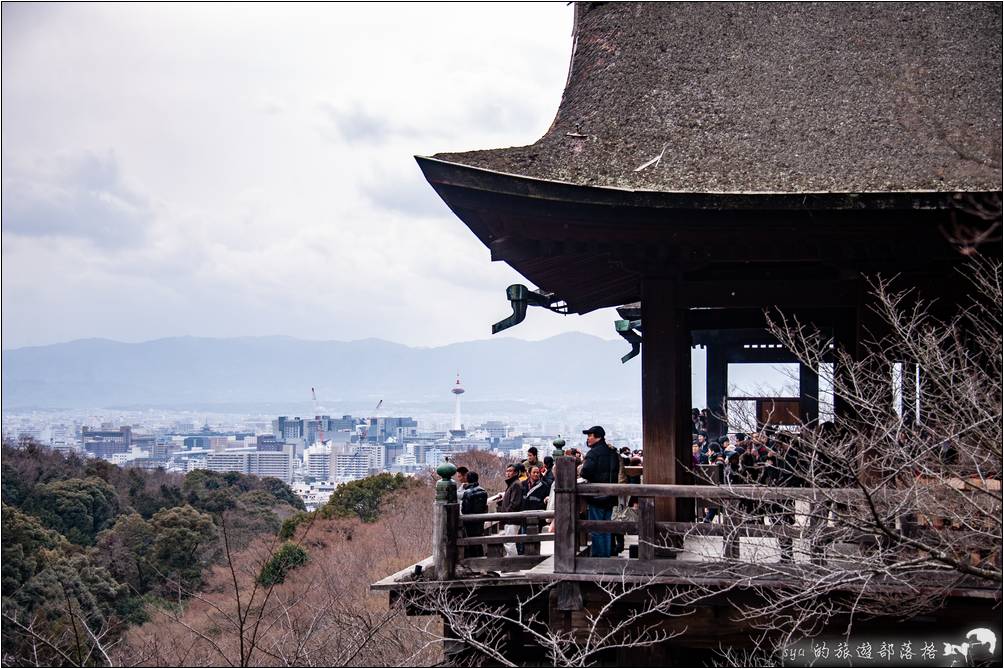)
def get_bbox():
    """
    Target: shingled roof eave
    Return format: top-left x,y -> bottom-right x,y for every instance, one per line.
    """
417,155 -> 998,212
